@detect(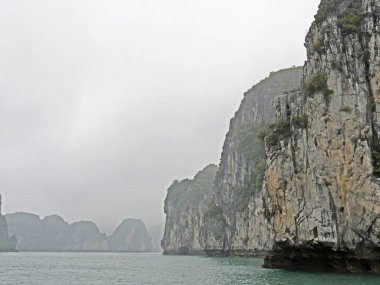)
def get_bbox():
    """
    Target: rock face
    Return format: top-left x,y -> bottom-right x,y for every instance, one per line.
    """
162,164 -> 218,255
0,195 -> 16,252
204,68 -> 303,256
6,213 -> 152,252
108,218 -> 153,252
163,0 -> 380,272
262,0 -> 380,272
